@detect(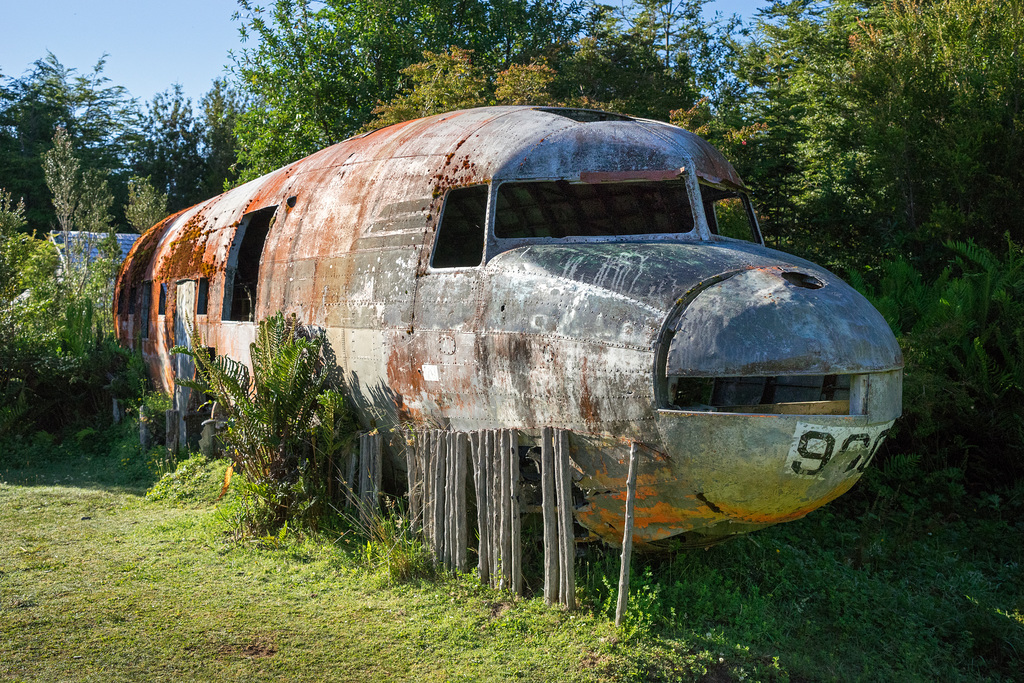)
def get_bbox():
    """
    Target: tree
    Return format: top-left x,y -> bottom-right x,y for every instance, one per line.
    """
494,61 -> 558,105
132,85 -> 206,211
125,176 -> 168,233
231,0 -> 580,179
0,53 -> 137,235
199,79 -> 246,194
43,127 -> 117,306
365,48 -> 489,130
0,189 -> 28,303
